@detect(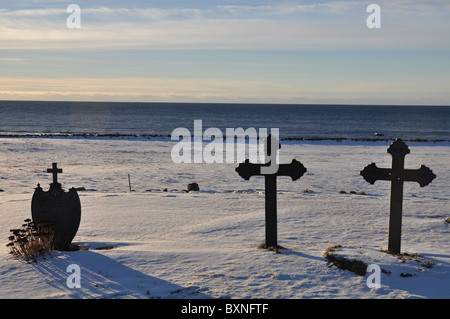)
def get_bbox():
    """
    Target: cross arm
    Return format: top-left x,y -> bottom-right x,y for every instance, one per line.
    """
236,159 -> 306,181
360,163 -> 436,187
403,165 -> 436,187
277,159 -> 307,181
360,162 -> 391,184
236,159 -> 261,180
